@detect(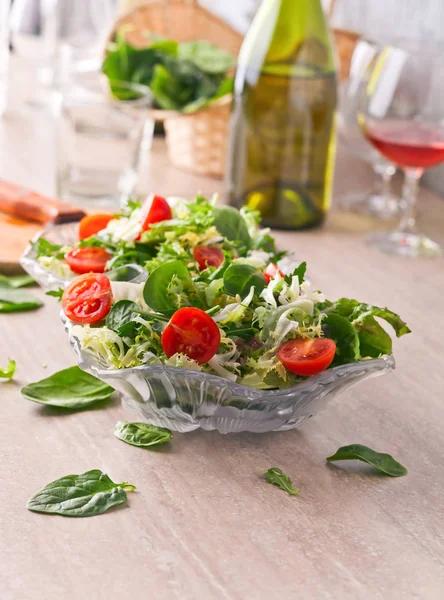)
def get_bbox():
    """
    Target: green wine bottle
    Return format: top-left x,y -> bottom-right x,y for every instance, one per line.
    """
227,0 -> 337,229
